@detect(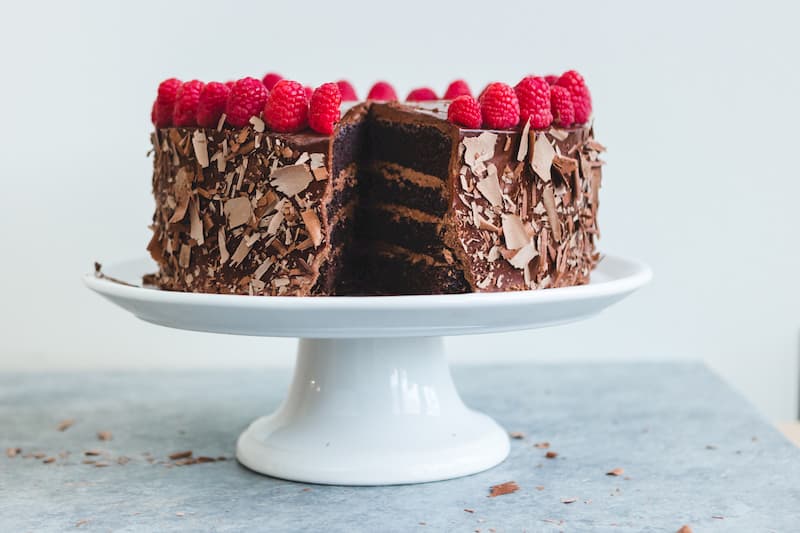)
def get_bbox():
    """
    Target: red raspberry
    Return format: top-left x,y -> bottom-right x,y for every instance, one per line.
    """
196,82 -> 231,128
367,81 -> 398,101
550,85 -> 575,127
479,82 -> 520,130
263,80 -> 309,133
443,79 -> 471,99
304,85 -> 313,100
447,95 -> 482,129
225,77 -> 268,128
556,70 -> 592,124
337,80 -> 358,101
261,72 -> 283,90
153,78 -> 182,127
544,74 -> 559,85
172,80 -> 205,127
224,80 -> 235,89
309,83 -> 342,134
406,87 -> 438,101
514,76 -> 552,130
477,82 -> 492,102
